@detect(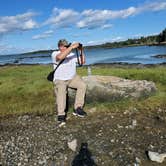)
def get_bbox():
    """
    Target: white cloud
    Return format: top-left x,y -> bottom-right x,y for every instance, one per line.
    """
0,43 -> 28,55
77,9 -> 110,29
44,1 -> 166,30
86,39 -> 110,46
1,1 -> 166,38
71,32 -> 90,38
32,30 -> 54,39
23,19 -> 37,30
86,40 -> 102,45
76,1 -> 166,29
101,24 -> 113,29
44,7 -> 79,27
133,33 -> 144,38
86,36 -> 124,46
0,11 -> 38,35
140,1 -> 166,12
1,1 -> 165,36
133,32 -> 159,38
111,36 -> 124,42
76,7 -> 137,29
0,44 -> 14,53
